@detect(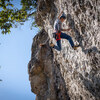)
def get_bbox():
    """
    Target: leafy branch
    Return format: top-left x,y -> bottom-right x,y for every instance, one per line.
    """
0,0 -> 38,34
